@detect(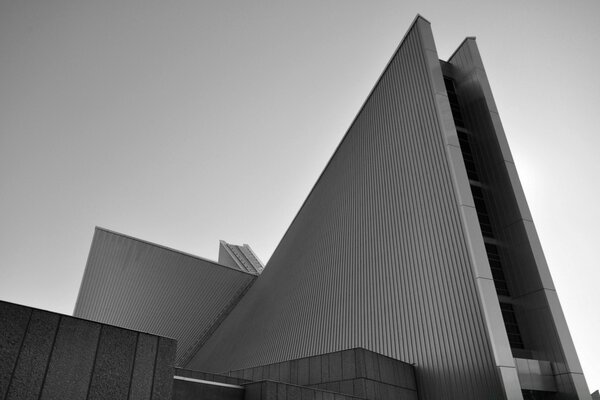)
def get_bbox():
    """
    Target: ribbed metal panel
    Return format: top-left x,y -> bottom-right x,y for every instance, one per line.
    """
74,228 -> 256,365
188,17 -> 504,400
